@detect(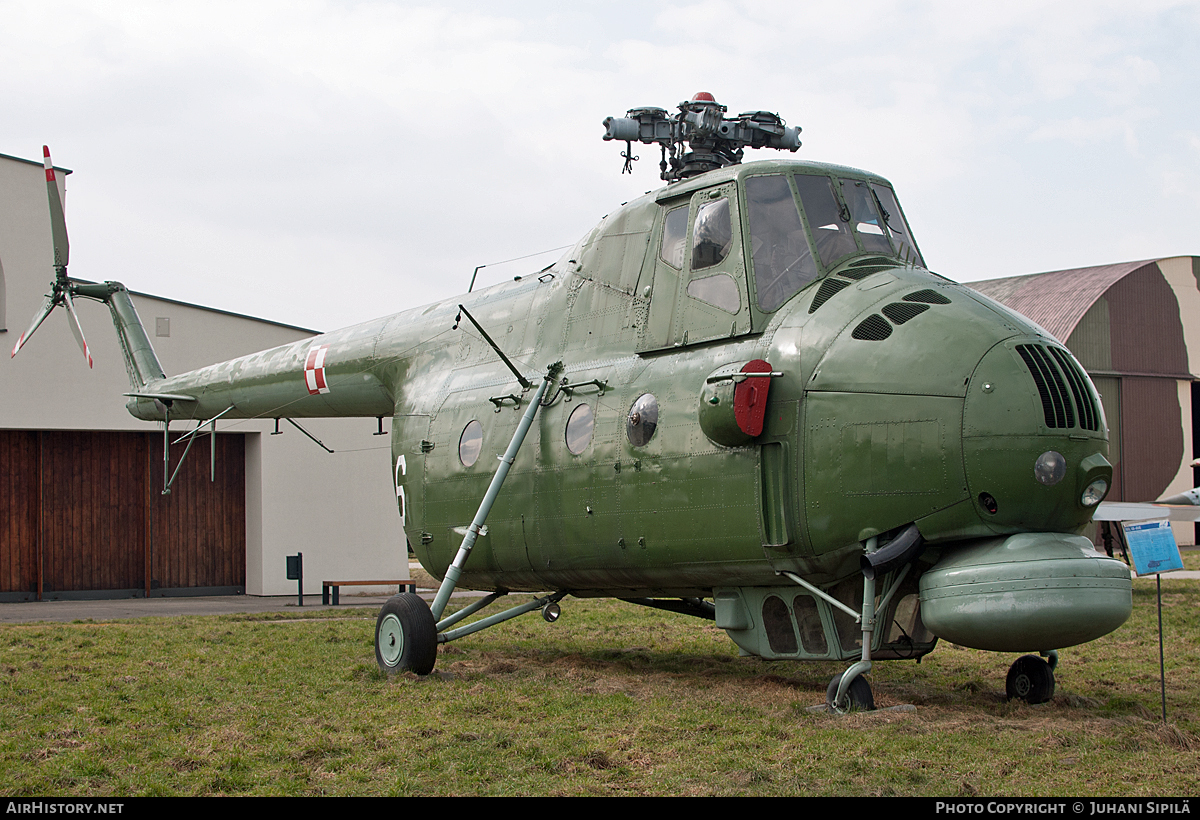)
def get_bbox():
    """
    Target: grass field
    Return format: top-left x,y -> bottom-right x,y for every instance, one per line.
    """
0,572 -> 1196,796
